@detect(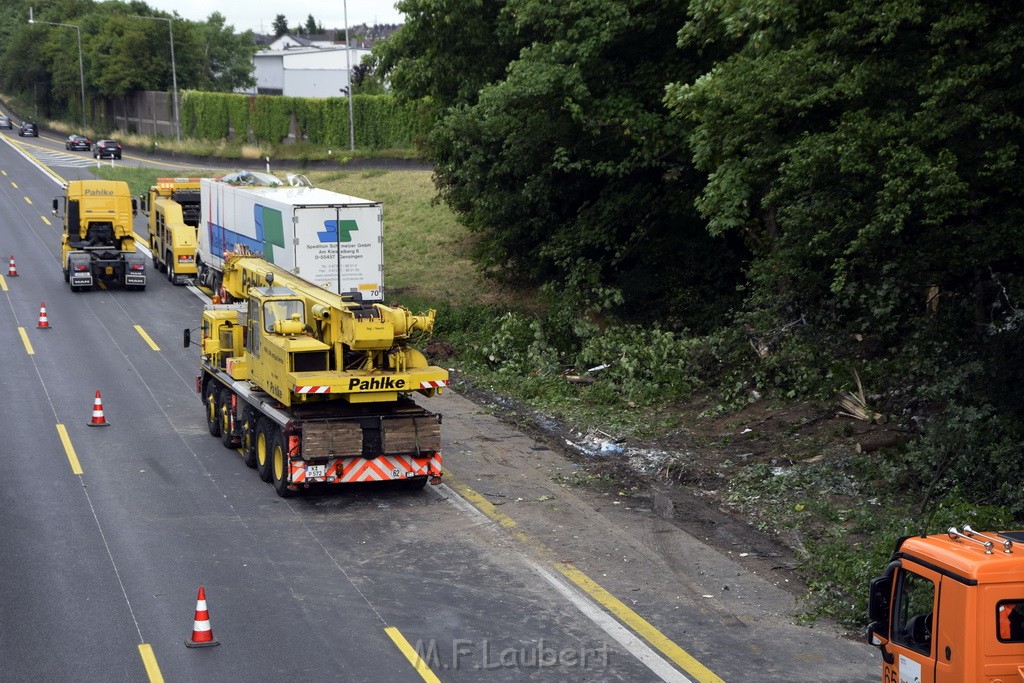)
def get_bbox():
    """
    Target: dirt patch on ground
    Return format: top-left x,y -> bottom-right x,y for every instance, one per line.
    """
451,377 -> 904,624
